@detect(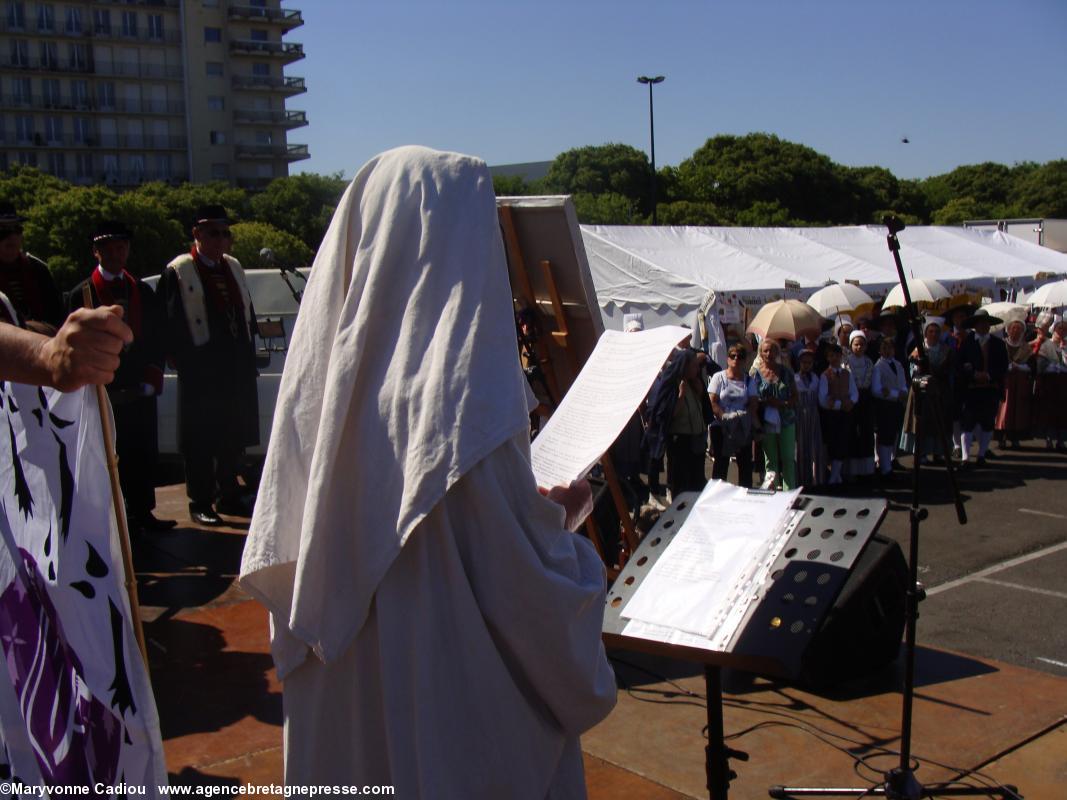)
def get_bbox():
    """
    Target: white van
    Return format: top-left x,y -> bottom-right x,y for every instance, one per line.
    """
145,268 -> 308,459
